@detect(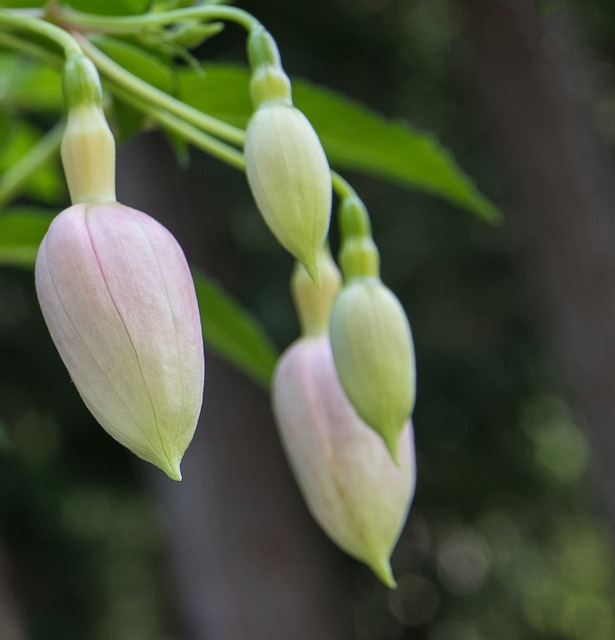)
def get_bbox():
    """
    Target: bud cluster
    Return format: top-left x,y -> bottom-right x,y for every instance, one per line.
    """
241,28 -> 417,464
27,16 -> 419,589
